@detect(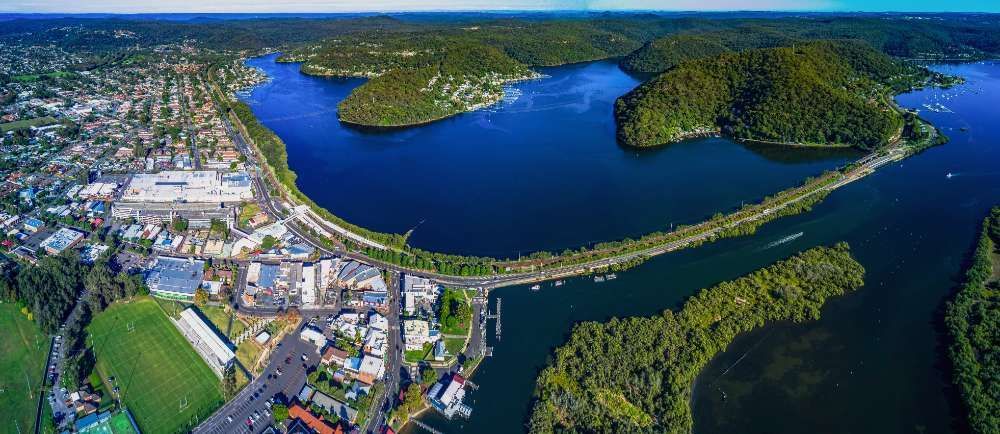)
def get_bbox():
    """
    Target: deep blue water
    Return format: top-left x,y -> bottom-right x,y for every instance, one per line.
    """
244,54 -> 1000,434
409,61 -> 1000,434
242,53 -> 856,257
